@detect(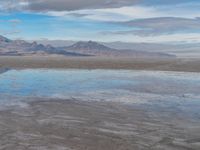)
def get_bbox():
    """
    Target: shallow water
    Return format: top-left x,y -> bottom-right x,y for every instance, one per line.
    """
0,69 -> 200,106
0,69 -> 200,150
